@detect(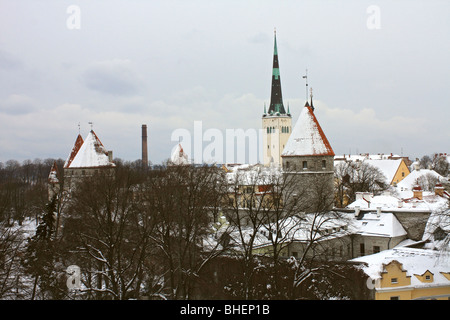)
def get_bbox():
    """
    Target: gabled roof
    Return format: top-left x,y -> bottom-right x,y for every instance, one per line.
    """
64,134 -> 84,168
351,212 -> 407,238
281,103 -> 334,157
67,130 -> 115,168
364,159 -> 403,185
